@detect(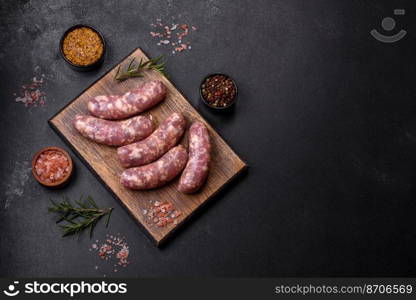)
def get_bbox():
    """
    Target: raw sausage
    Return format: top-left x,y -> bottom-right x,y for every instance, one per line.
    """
117,112 -> 186,167
88,80 -> 166,120
120,145 -> 188,190
178,121 -> 211,193
121,145 -> 188,190
73,114 -> 154,146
